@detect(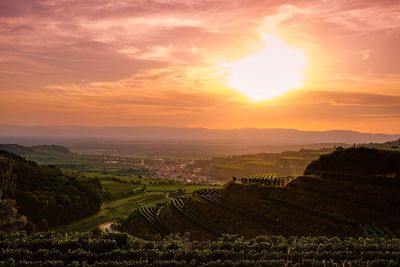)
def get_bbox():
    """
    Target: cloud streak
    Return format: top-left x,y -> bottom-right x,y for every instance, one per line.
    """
0,0 -> 399,132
